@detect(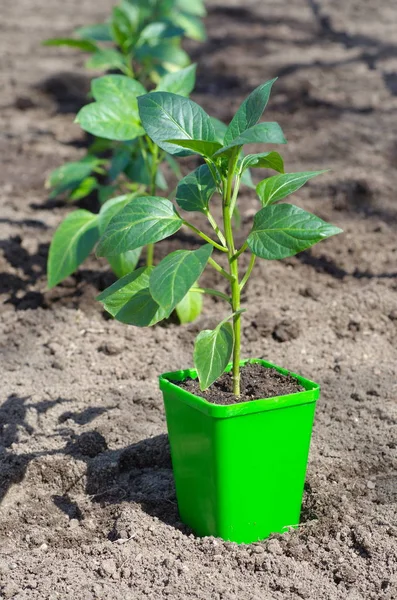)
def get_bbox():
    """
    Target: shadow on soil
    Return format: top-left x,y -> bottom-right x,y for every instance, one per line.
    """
191,3 -> 397,117
34,72 -> 91,114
